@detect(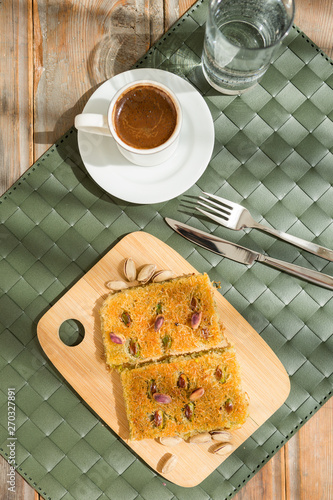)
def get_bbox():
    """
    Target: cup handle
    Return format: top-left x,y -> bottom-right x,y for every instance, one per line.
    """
74,113 -> 111,136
